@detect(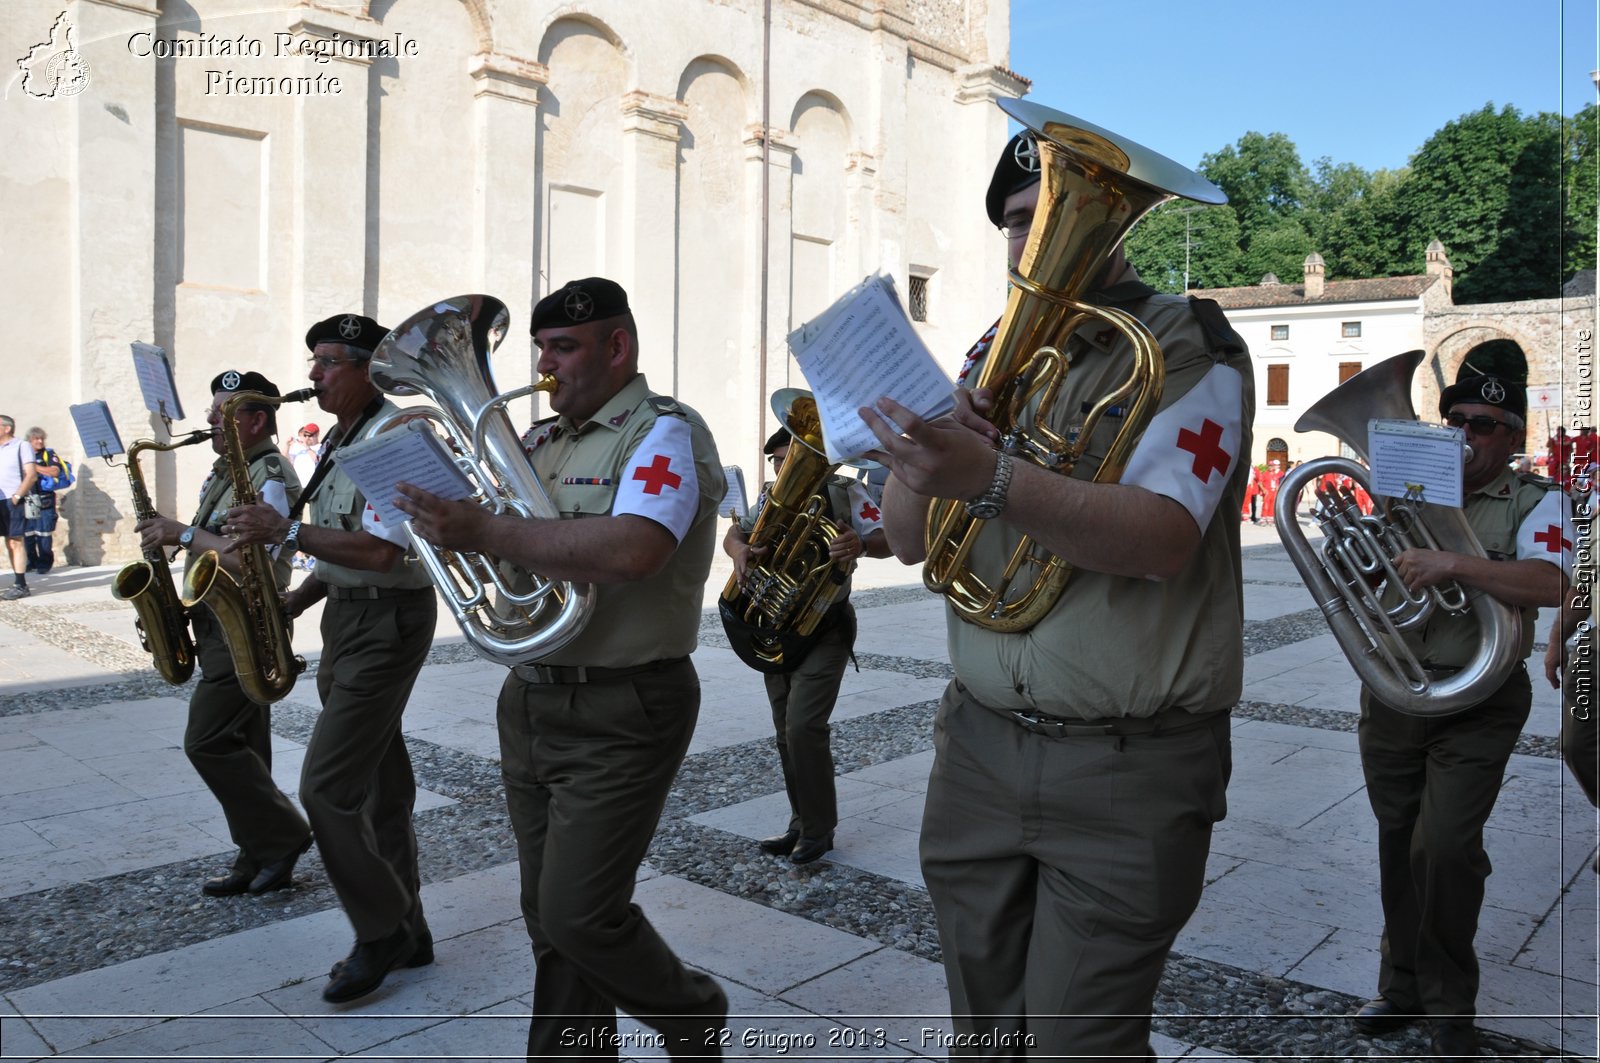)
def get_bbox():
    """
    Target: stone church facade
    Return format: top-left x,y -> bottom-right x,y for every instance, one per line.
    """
3,0 -> 1023,564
